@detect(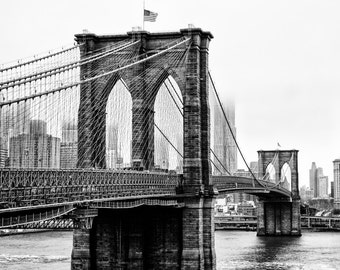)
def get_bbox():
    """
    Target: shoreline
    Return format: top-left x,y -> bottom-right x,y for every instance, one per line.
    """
0,229 -> 72,237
